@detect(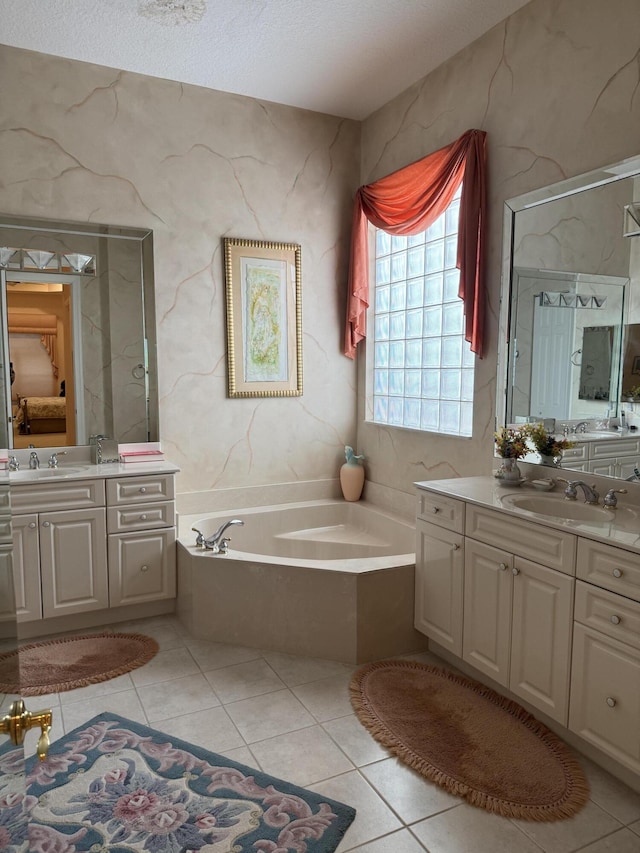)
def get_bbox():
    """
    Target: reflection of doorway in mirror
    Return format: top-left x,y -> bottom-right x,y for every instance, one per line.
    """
530,299 -> 574,420
6,279 -> 77,448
